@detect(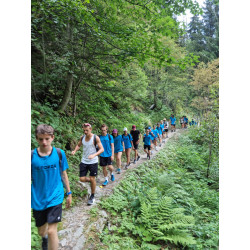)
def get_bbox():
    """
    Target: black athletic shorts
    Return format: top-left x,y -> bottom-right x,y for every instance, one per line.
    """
164,129 -> 168,132
144,145 -> 151,150
171,124 -> 176,127
33,203 -> 62,227
79,162 -> 98,177
100,156 -> 112,166
133,143 -> 139,150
